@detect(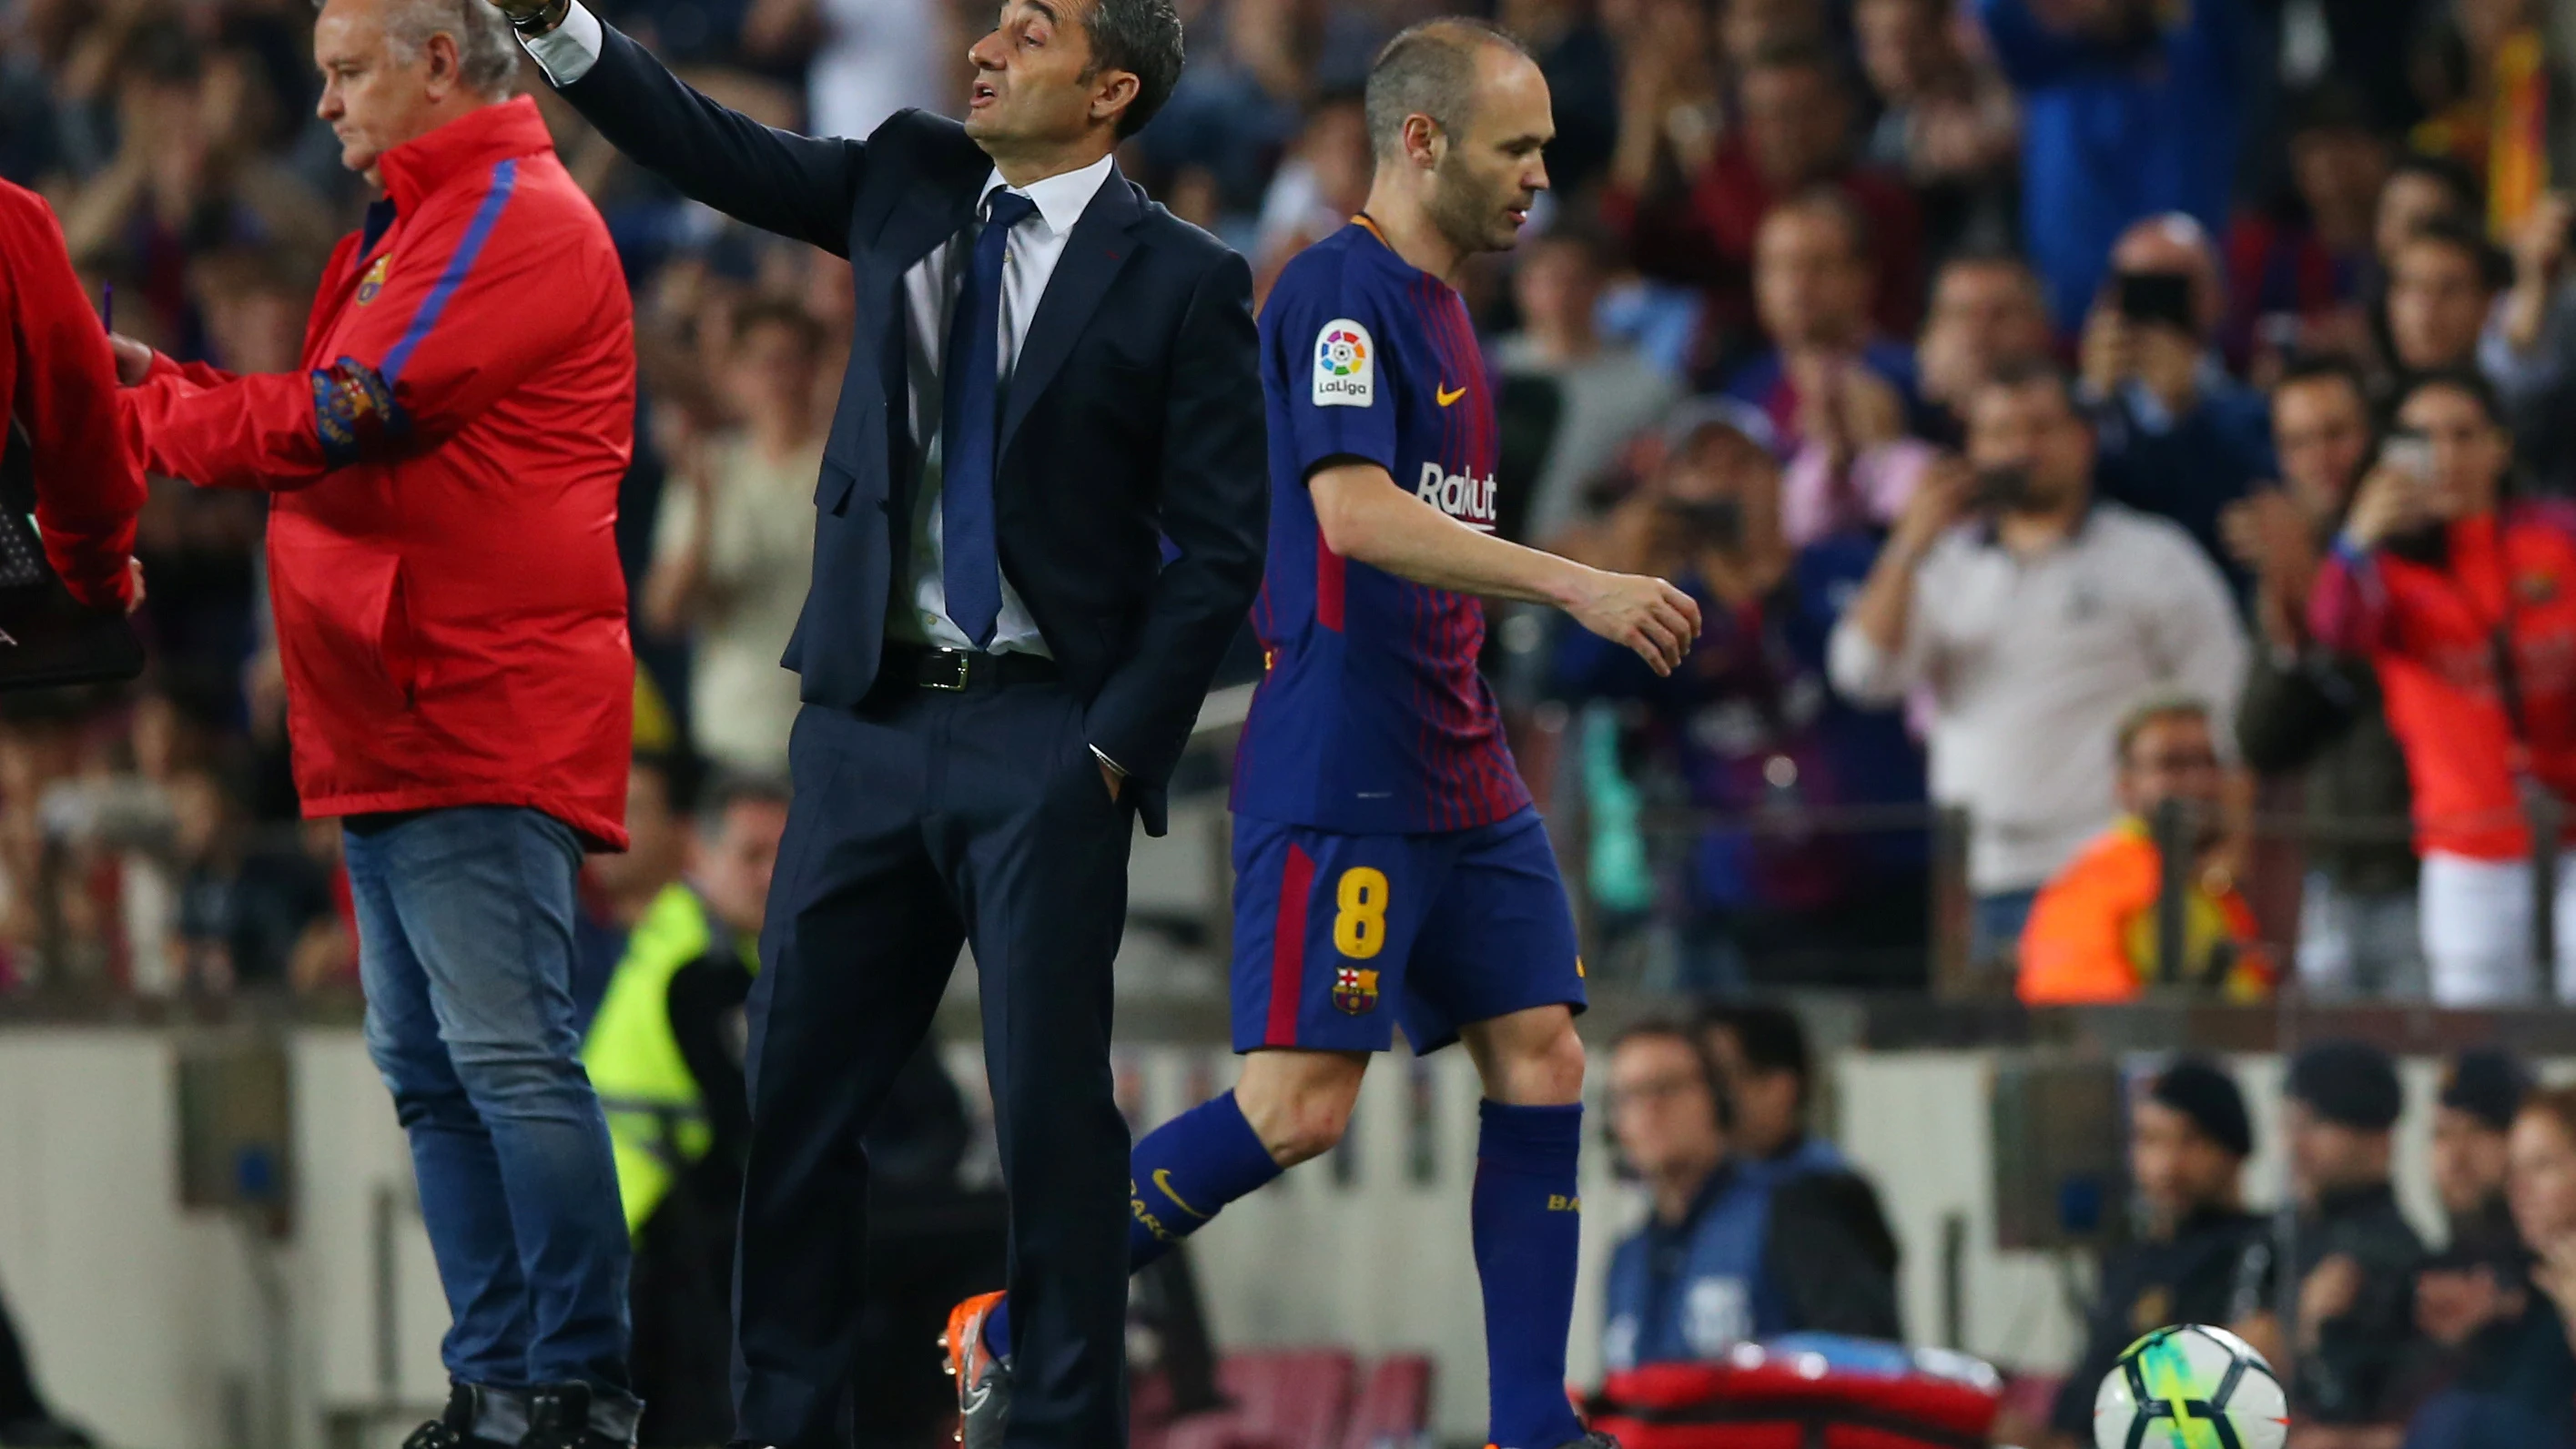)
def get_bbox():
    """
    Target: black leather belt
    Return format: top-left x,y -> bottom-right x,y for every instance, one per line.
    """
880,643 -> 1061,692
